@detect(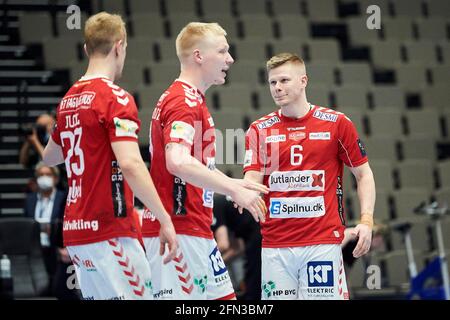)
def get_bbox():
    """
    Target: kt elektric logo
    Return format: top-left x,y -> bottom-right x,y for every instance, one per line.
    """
307,261 -> 334,287
209,247 -> 227,276
270,201 -> 281,215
